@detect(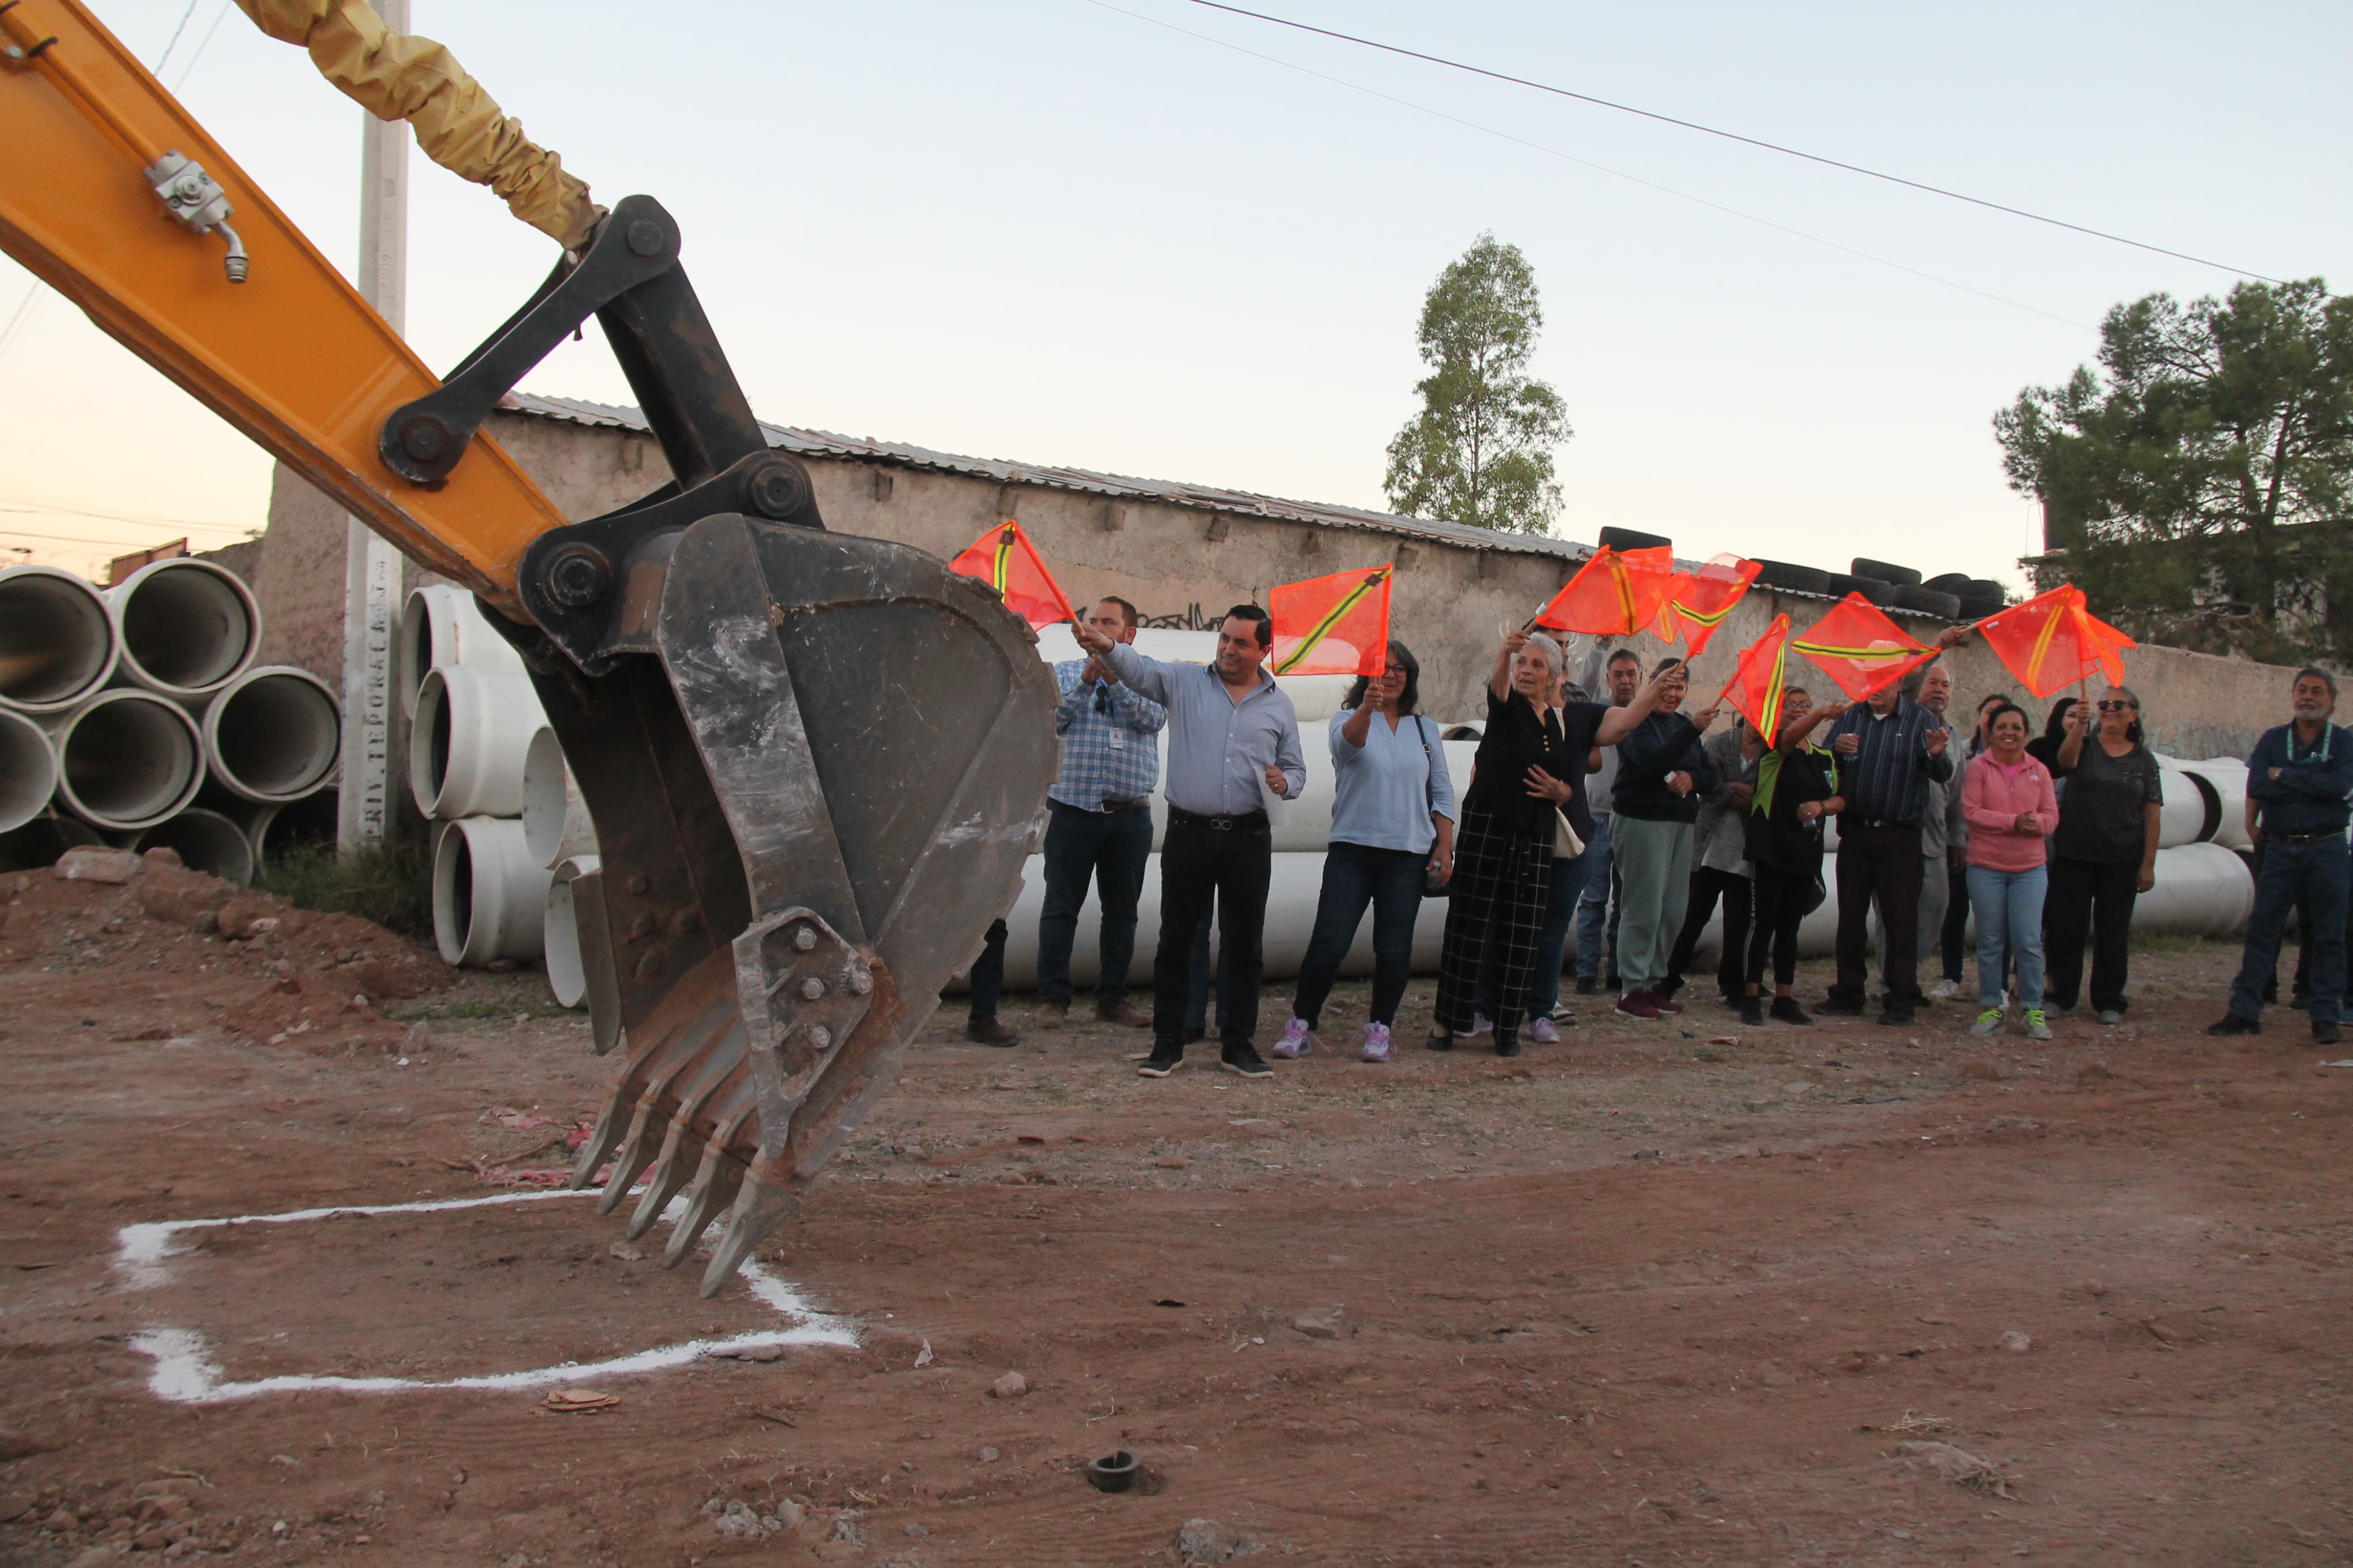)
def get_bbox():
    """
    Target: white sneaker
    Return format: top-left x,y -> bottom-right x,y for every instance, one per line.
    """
1269,1016 -> 1317,1059
1527,1017 -> 1560,1045
1463,1012 -> 1495,1040
1969,1007 -> 2006,1037
1928,978 -> 1961,1001
1360,1022 -> 1391,1063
